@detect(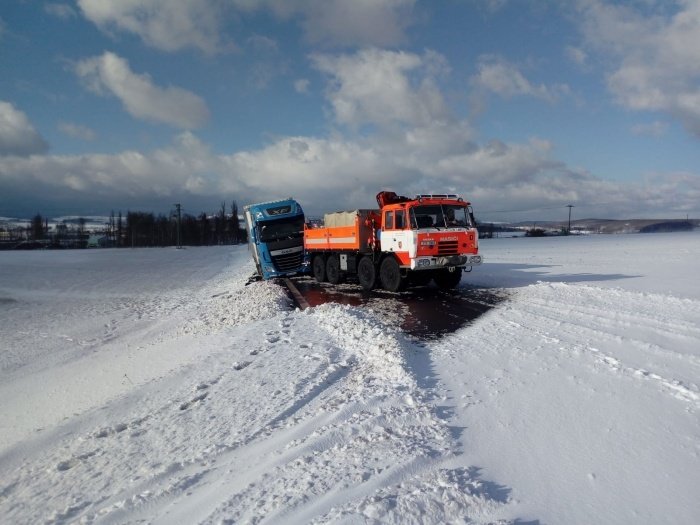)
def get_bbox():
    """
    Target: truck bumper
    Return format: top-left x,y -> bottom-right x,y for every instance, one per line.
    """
410,254 -> 482,270
261,259 -> 310,280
